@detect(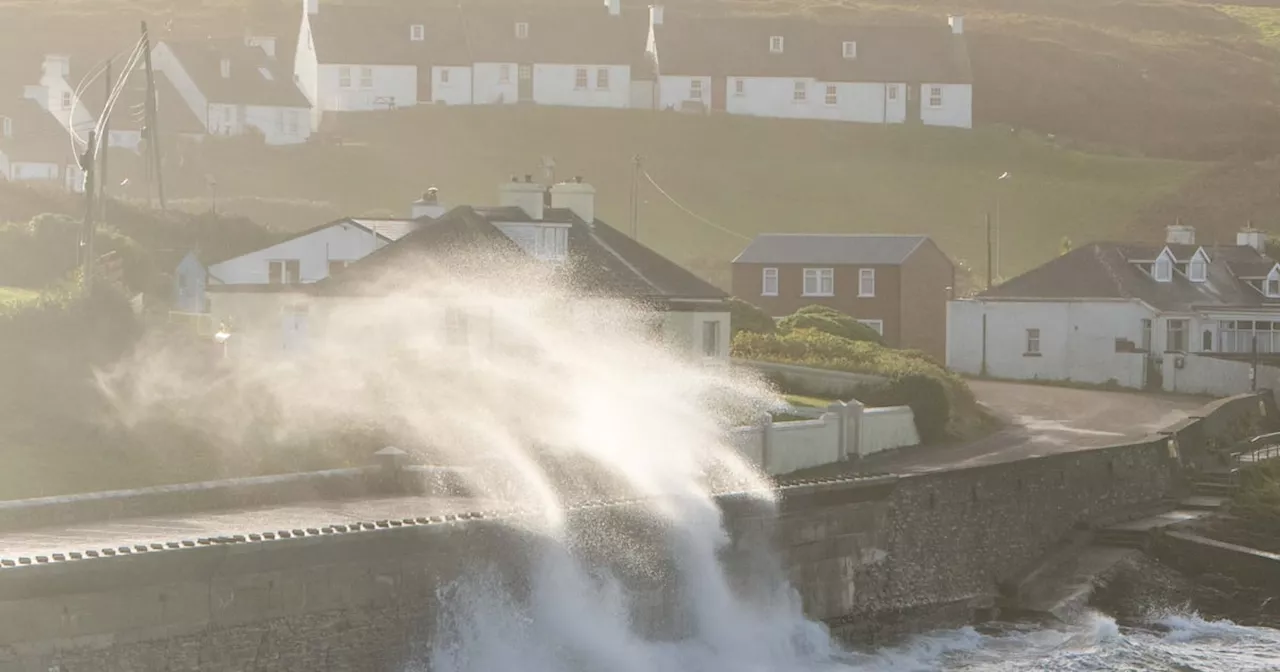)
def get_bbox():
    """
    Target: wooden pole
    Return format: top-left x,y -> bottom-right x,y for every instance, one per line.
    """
141,21 -> 166,211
